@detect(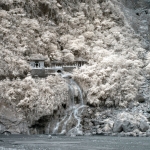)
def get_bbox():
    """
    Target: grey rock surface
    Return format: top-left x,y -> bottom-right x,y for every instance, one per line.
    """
122,120 -> 137,133
146,128 -> 150,136
139,121 -> 149,132
136,95 -> 145,103
0,105 -> 29,134
113,120 -> 123,133
121,0 -> 150,45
